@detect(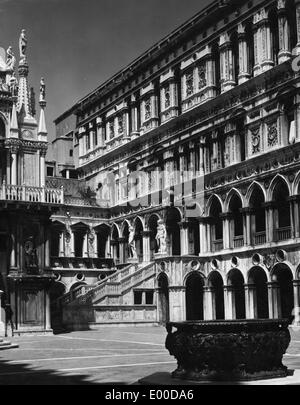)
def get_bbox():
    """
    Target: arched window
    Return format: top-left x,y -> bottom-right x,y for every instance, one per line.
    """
229,194 -> 244,248
273,179 -> 291,241
249,186 -> 266,245
210,197 -> 223,252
